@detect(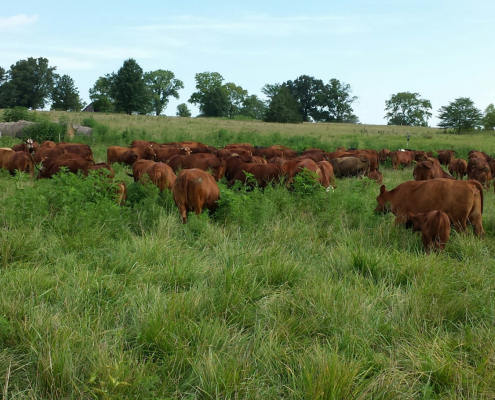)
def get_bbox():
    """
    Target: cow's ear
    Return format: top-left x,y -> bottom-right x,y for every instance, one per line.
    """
380,185 -> 386,194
